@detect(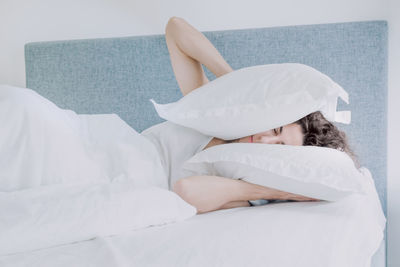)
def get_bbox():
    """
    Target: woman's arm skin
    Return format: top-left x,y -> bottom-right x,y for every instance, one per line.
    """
165,16 -> 233,96
173,176 -> 318,214
219,200 -> 251,209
